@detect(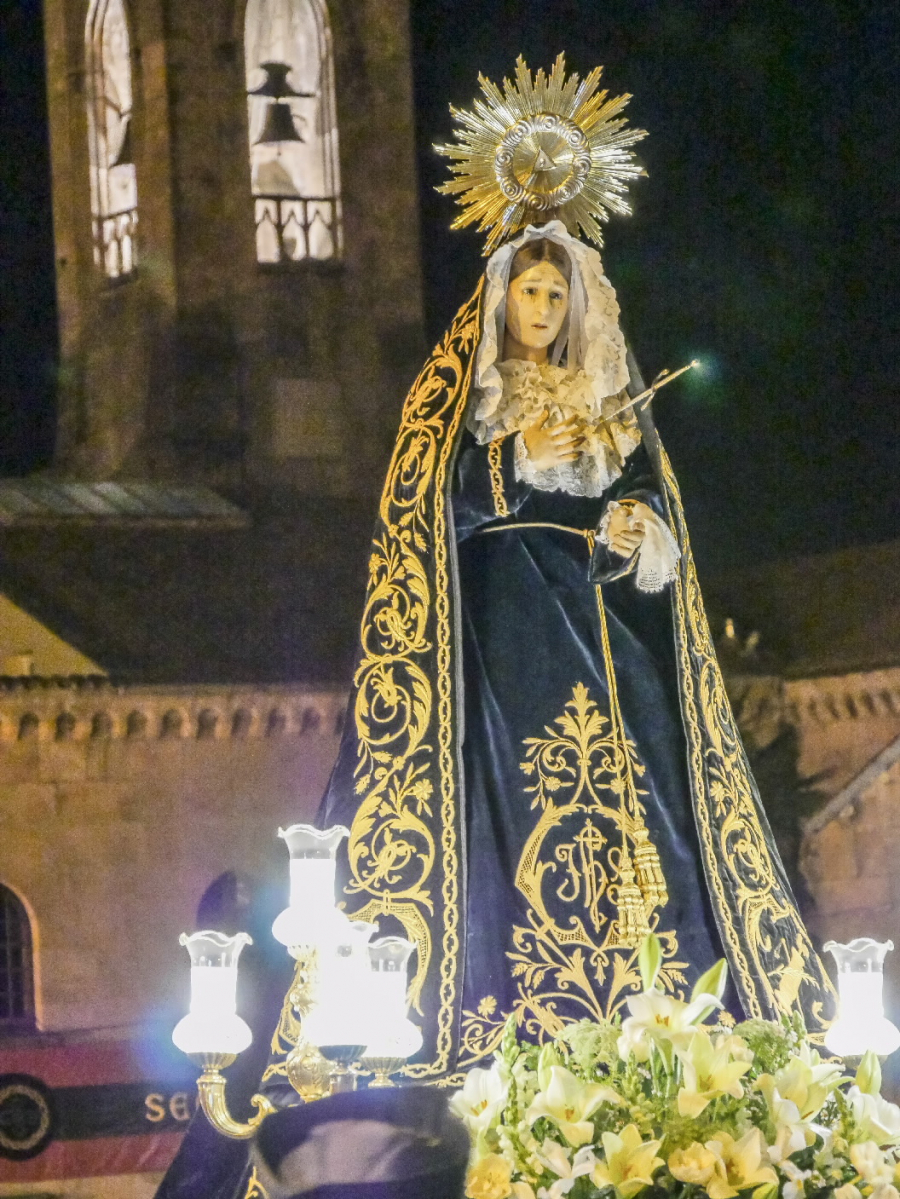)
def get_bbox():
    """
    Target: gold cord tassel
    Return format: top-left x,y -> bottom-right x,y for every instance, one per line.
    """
632,827 -> 669,911
609,858 -> 651,948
